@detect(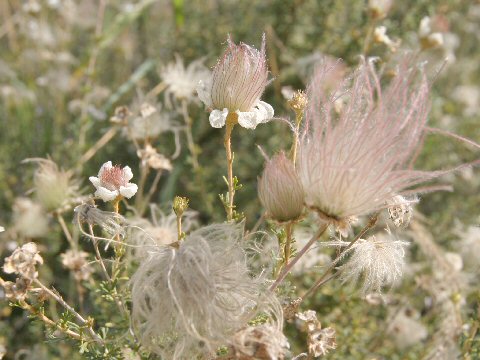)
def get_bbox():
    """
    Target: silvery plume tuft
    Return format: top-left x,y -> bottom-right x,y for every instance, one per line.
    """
131,222 -> 282,359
